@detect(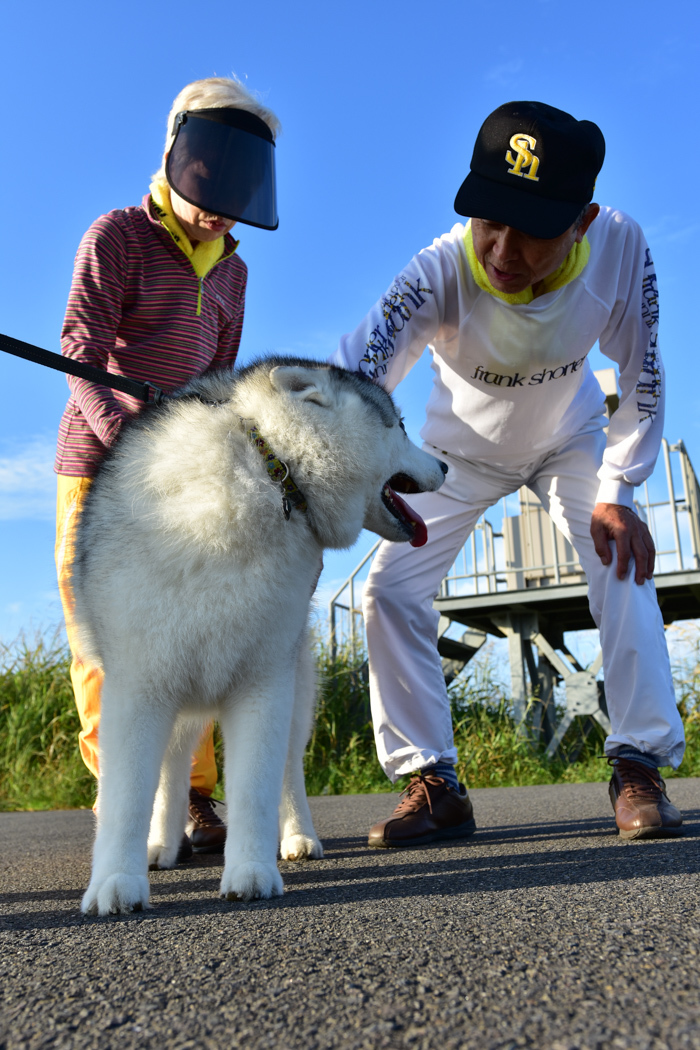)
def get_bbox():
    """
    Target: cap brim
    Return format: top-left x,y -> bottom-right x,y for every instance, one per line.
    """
454,171 -> 584,239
